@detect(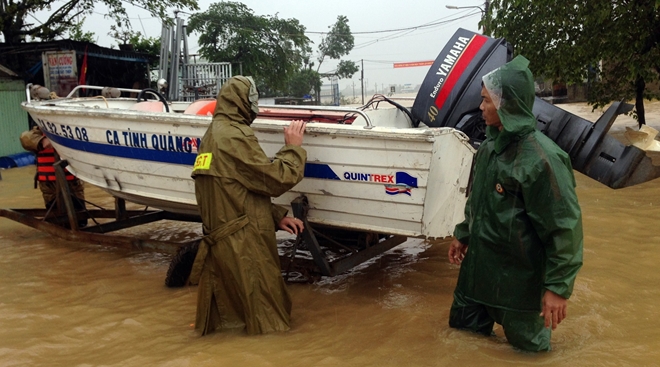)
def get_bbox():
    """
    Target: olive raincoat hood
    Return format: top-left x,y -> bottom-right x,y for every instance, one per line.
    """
453,57 -> 583,312
212,75 -> 260,125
